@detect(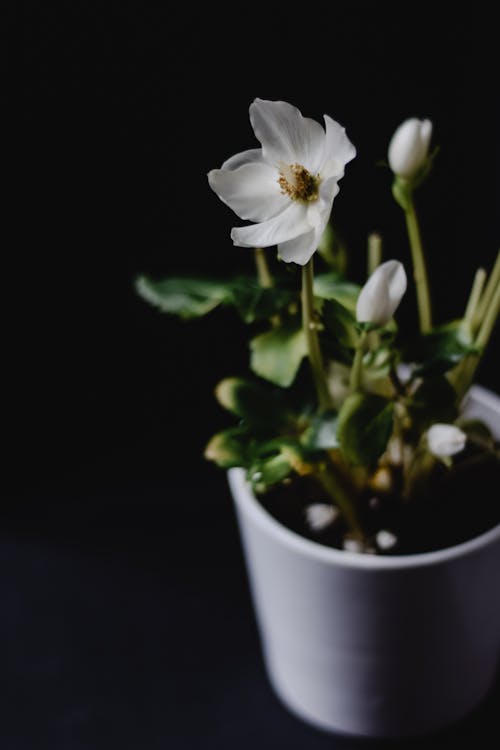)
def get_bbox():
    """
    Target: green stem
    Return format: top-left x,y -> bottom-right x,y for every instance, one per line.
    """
473,250 -> 500,329
456,281 -> 500,399
405,195 -> 432,333
315,460 -> 365,541
254,247 -> 273,288
367,232 -> 382,276
464,267 -> 487,333
302,258 -> 333,412
349,330 -> 367,393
